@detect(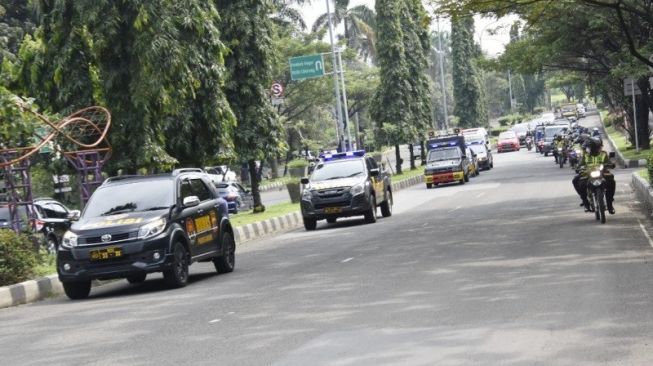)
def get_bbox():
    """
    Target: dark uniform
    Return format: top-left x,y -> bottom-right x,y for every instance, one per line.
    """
572,146 -> 616,213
